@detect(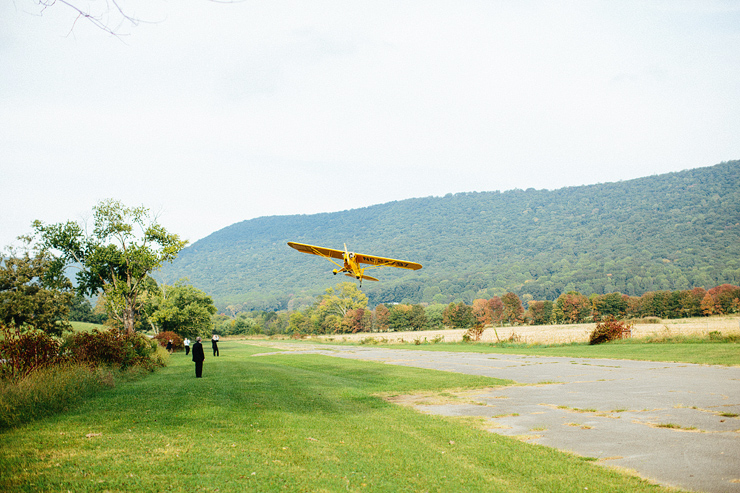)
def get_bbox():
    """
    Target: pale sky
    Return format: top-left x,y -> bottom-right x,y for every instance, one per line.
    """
2,1 -> 739,248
